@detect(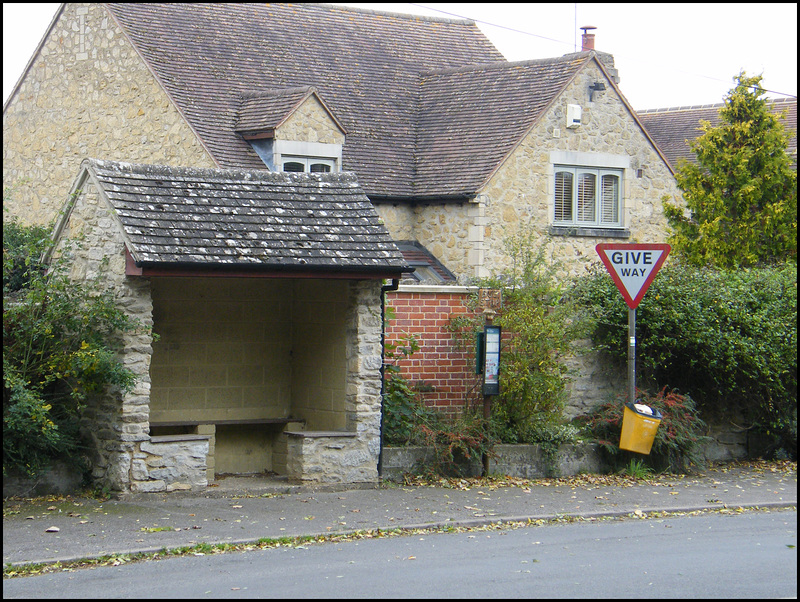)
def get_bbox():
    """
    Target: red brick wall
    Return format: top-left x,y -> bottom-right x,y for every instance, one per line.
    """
385,290 -> 483,416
